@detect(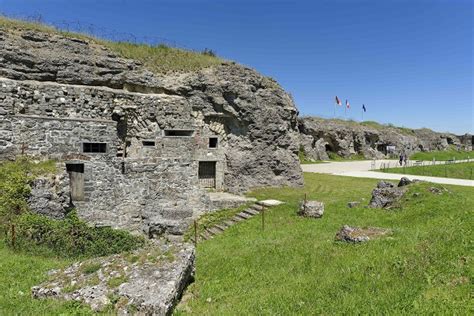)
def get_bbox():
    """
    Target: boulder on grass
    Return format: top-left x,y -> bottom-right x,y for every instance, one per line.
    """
335,225 -> 391,243
298,200 -> 324,218
398,177 -> 412,187
369,181 -> 407,209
